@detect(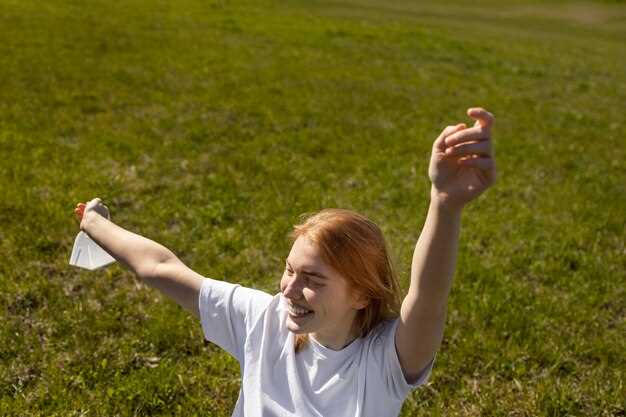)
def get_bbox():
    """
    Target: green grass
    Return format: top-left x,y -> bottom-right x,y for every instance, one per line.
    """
1,0 -> 625,415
